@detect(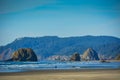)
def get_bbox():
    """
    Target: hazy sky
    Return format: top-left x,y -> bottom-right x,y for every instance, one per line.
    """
0,0 -> 120,46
